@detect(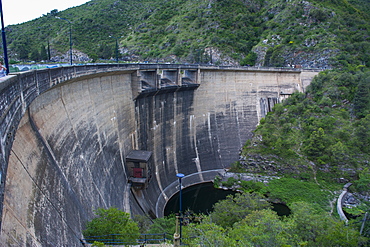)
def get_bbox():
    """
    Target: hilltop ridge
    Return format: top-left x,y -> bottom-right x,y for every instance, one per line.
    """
3,0 -> 370,67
